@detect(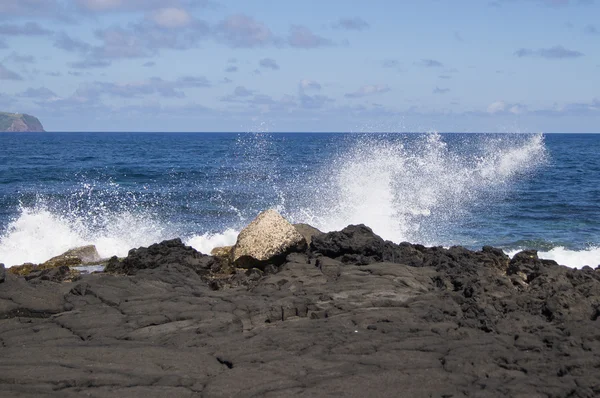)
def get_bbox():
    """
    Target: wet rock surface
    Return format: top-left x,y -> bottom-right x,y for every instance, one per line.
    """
8,245 -> 104,278
1,225 -> 600,397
